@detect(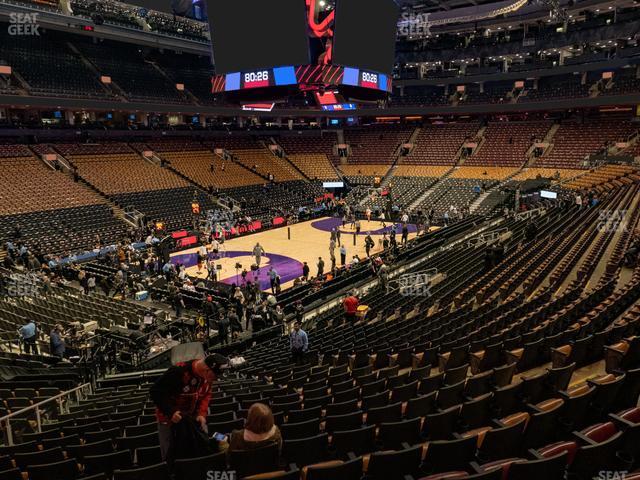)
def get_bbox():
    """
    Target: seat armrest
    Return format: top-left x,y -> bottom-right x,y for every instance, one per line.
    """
489,419 -> 505,428
505,351 -> 521,364
527,448 -> 544,460
492,419 -> 508,428
608,413 -> 636,430
572,430 -> 597,446
525,403 -> 544,414
604,345 -> 626,355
